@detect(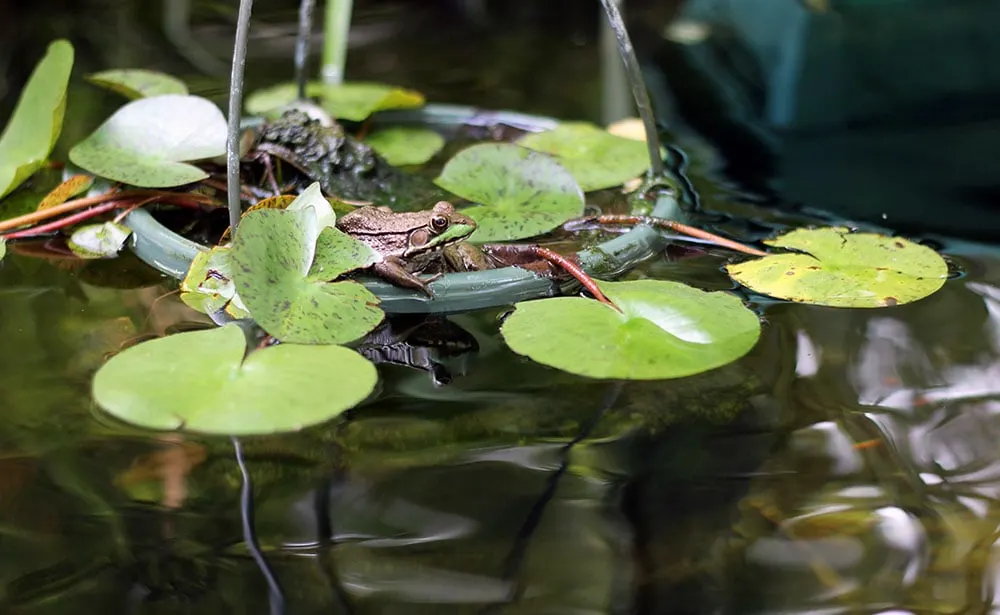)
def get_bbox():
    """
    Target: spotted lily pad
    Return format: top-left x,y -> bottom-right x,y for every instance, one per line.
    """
0,40 -> 74,200
92,324 -> 377,434
86,69 -> 189,99
725,227 -> 948,308
67,221 -> 132,258
365,127 -> 445,166
307,227 -> 379,282
500,279 -> 760,380
517,122 -> 650,192
434,143 -> 585,242
69,95 -> 227,188
180,246 -> 250,319
231,207 -> 383,344
245,82 -> 424,122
